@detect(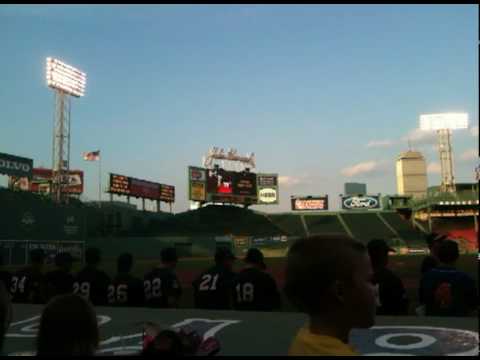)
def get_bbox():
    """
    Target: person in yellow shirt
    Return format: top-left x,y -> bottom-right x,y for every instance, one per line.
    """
284,234 -> 377,356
